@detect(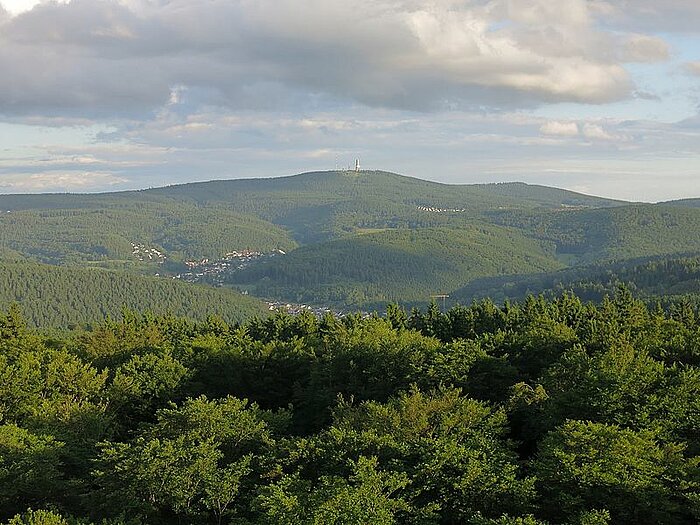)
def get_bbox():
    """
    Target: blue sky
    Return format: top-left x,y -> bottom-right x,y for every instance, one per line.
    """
1,0 -> 699,201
